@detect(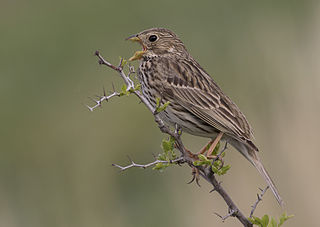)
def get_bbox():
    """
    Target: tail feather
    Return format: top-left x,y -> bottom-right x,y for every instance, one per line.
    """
229,139 -> 284,207
251,155 -> 285,207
